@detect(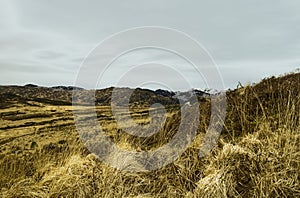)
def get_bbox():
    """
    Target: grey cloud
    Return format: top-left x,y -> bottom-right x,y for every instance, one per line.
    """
34,50 -> 66,60
0,0 -> 299,89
